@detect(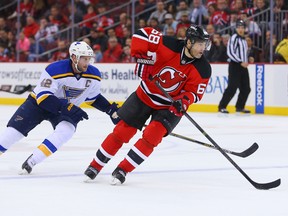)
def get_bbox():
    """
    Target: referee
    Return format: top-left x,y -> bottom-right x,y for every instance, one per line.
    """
218,19 -> 251,114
